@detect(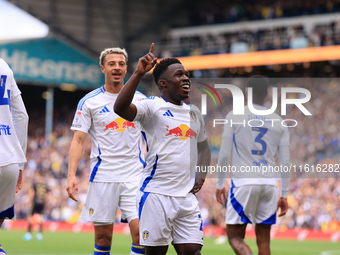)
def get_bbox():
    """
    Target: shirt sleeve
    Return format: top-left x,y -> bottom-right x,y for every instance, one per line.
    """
196,109 -> 207,143
216,137 -> 233,189
279,125 -> 290,146
71,101 -> 92,133
216,113 -> 233,189
278,144 -> 290,198
133,98 -> 154,126
278,125 -> 290,197
10,73 -> 29,170
9,68 -> 21,99
222,113 -> 234,139
133,91 -> 148,100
